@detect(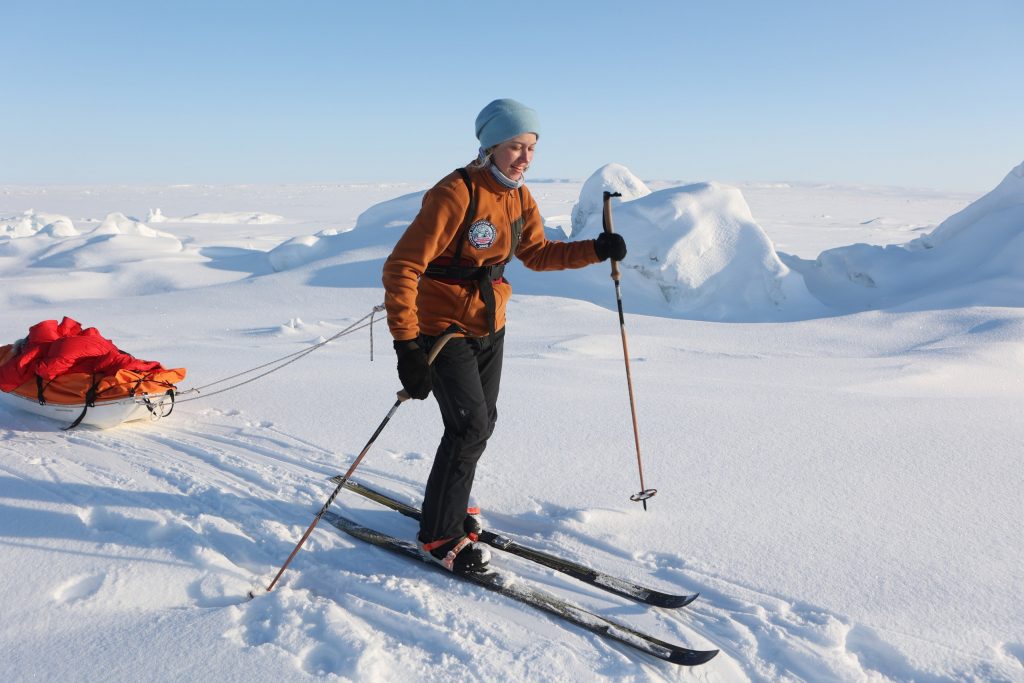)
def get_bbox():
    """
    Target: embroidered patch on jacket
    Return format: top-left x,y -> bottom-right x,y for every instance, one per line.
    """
467,220 -> 497,249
